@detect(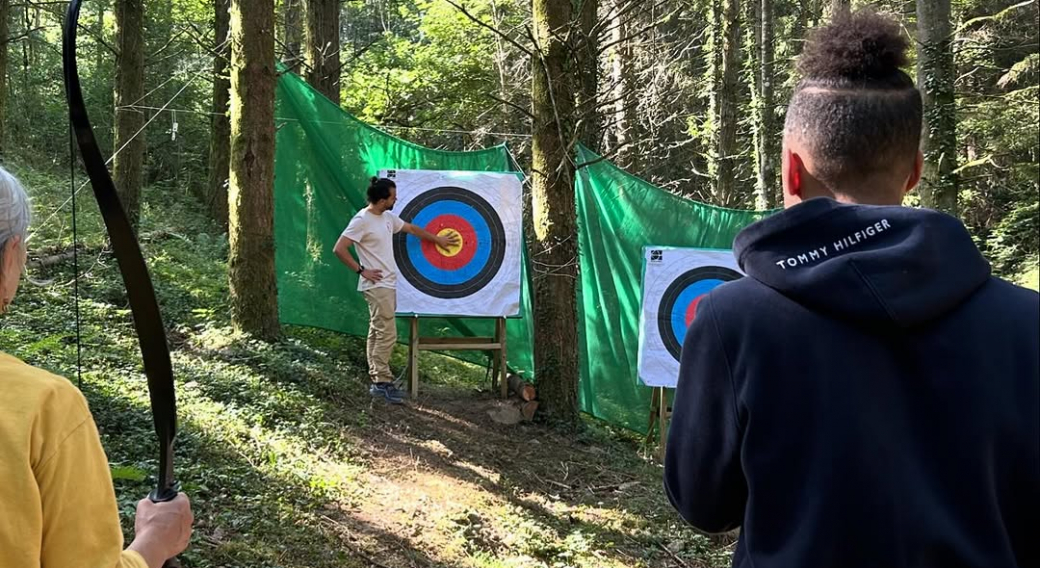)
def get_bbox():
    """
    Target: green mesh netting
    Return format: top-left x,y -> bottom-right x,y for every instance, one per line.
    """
273,69 -> 771,432
273,69 -> 535,376
574,145 -> 774,431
